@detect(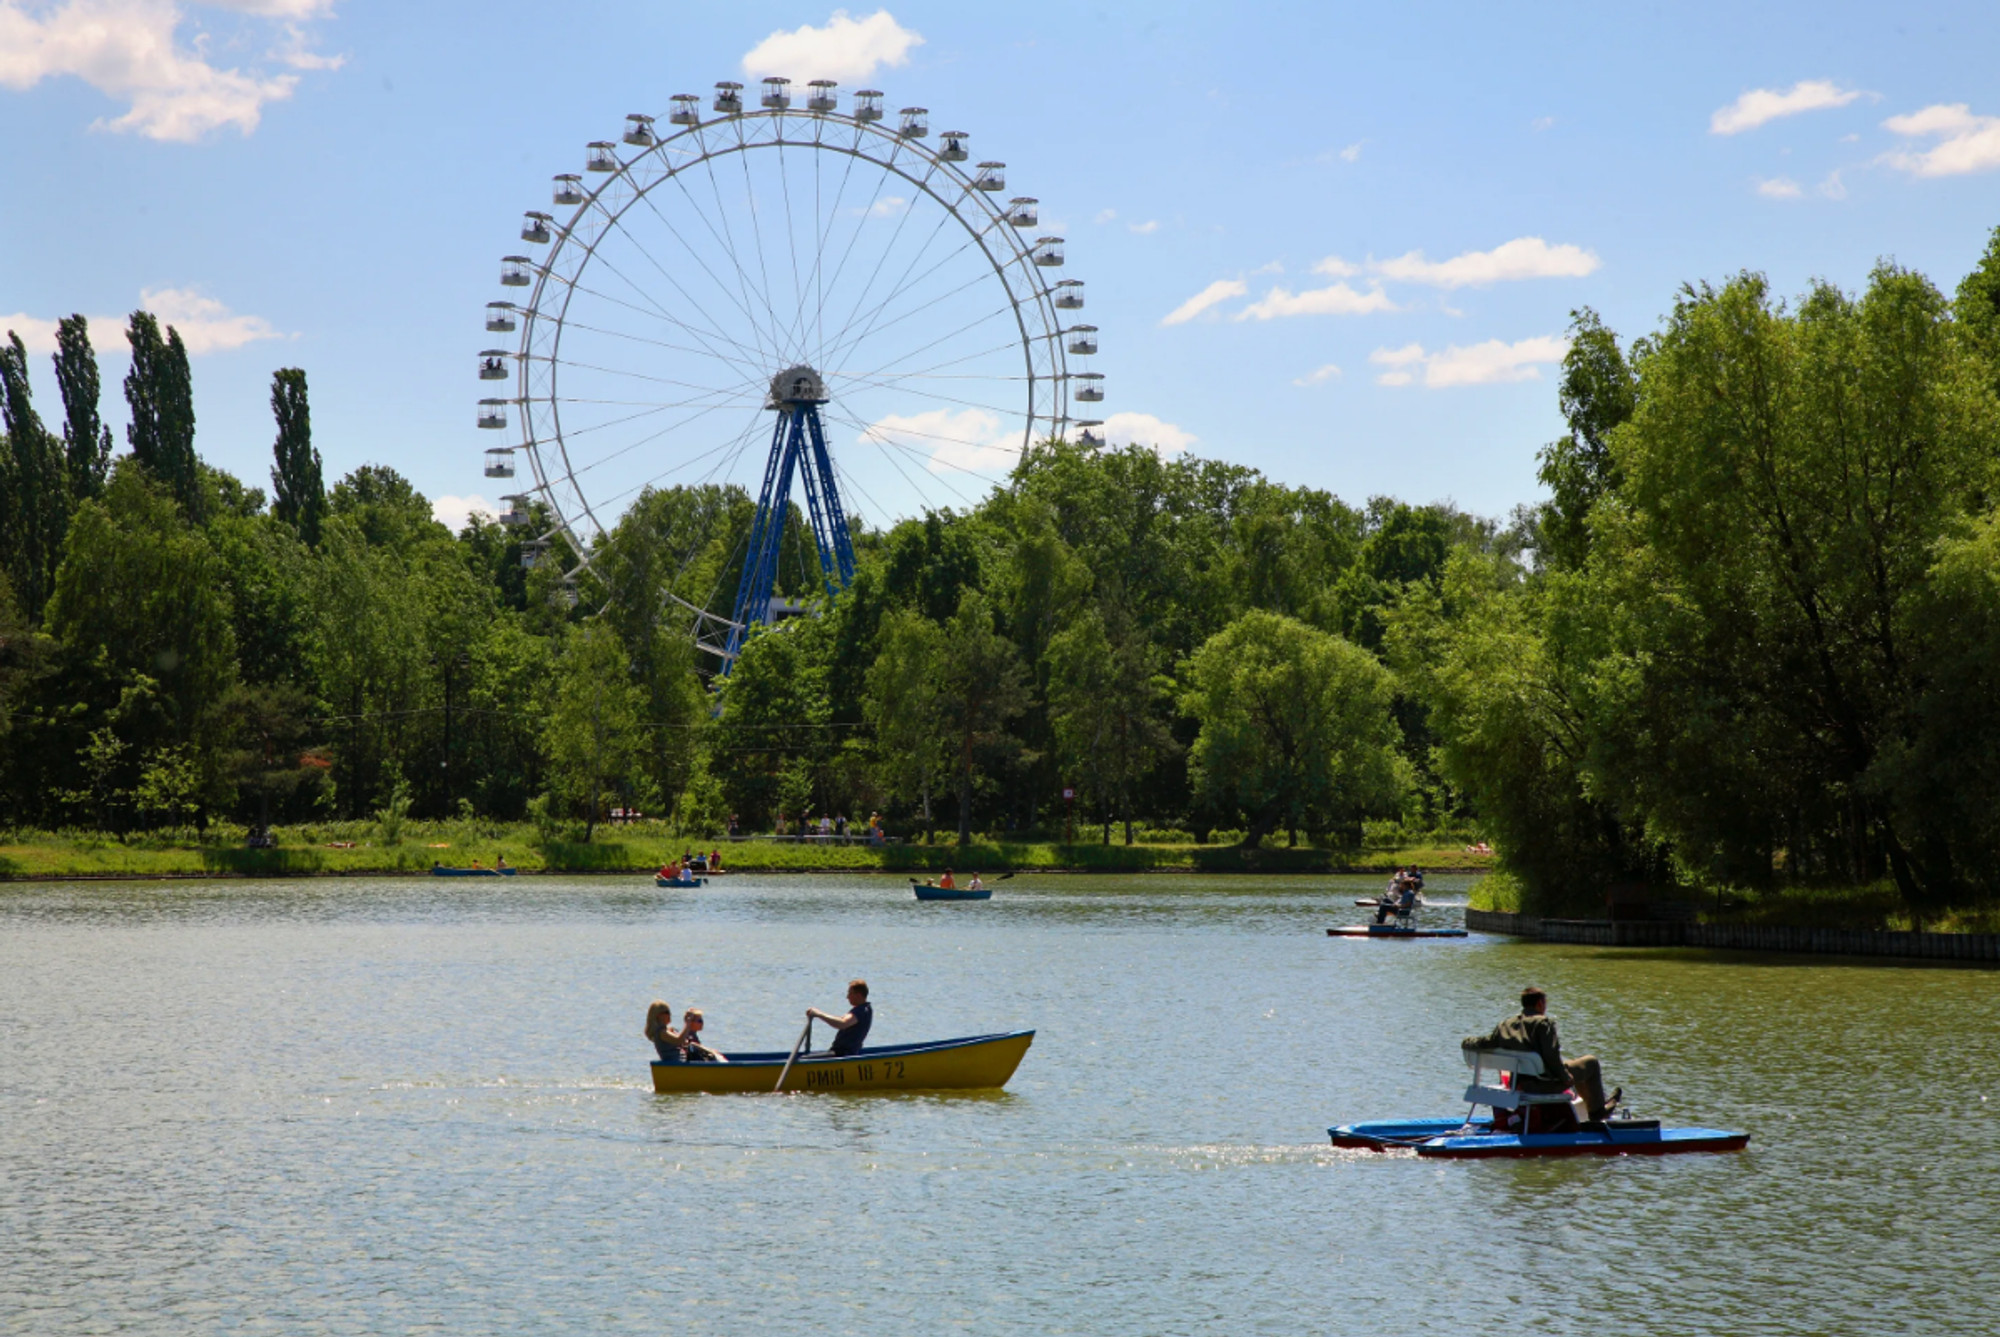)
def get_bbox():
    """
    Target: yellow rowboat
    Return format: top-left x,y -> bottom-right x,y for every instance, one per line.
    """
649,1030 -> 1034,1095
